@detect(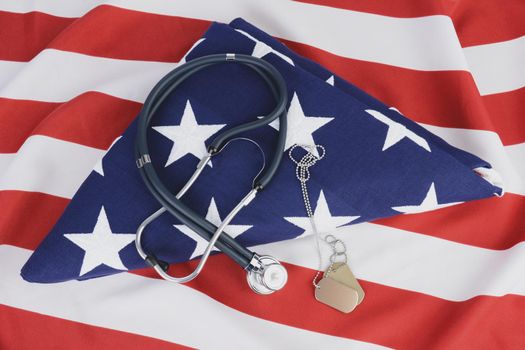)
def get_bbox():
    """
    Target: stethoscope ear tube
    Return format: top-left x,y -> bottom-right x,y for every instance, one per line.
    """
205,55 -> 288,190
135,54 -> 289,292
